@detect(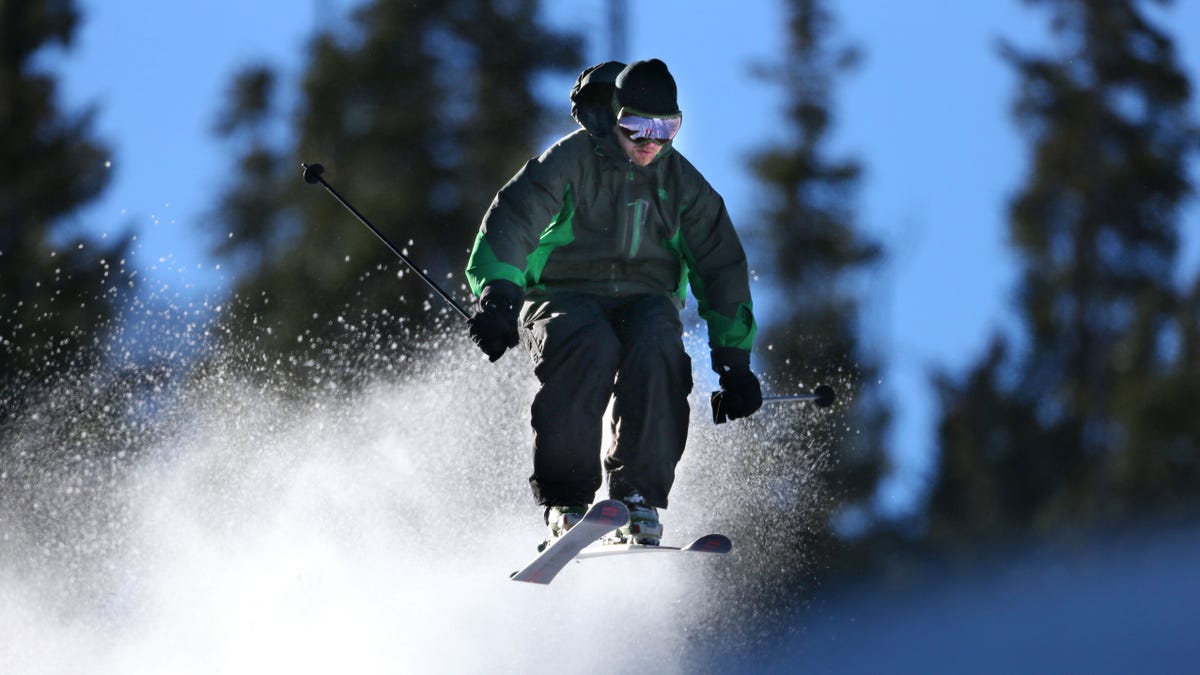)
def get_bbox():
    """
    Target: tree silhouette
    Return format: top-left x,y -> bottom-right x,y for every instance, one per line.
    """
714,0 -> 891,630
930,0 -> 1199,547
1,0 -> 131,433
209,0 -> 580,384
